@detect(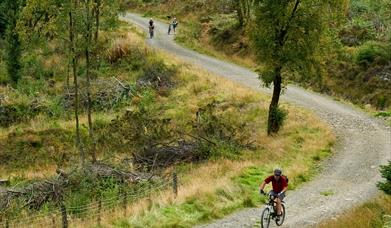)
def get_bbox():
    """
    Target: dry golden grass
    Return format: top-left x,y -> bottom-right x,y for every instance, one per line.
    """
106,32 -> 148,63
317,194 -> 391,228
0,112 -> 116,179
